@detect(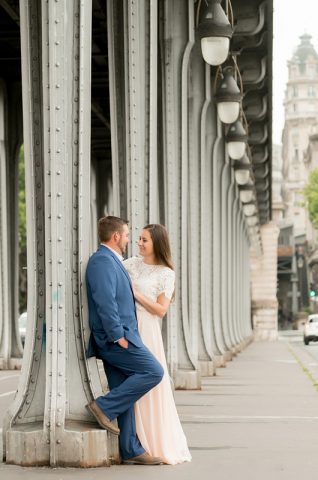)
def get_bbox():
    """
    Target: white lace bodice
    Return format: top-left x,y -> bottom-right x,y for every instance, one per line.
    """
123,257 -> 175,311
